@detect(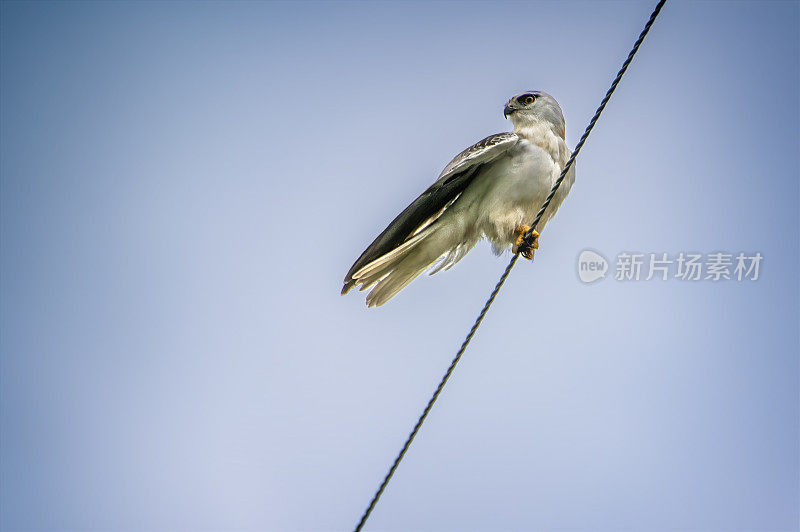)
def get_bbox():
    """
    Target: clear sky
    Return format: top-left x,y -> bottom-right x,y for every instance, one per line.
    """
1,1 -> 798,531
